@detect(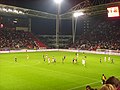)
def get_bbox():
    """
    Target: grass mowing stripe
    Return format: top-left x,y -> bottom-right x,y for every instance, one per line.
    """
69,75 -> 120,90
68,75 -> 120,90
0,60 -> 41,67
2,59 -> 98,81
28,65 -> 98,81
0,51 -> 120,90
